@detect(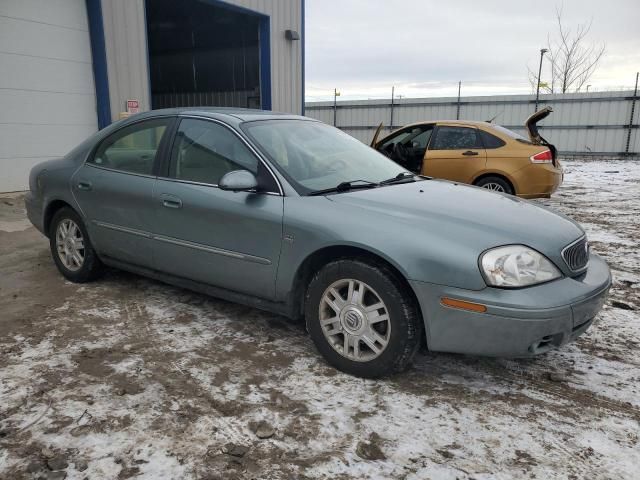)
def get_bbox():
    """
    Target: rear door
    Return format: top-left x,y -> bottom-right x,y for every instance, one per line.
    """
152,117 -> 284,299
423,125 -> 486,182
72,117 -> 174,268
